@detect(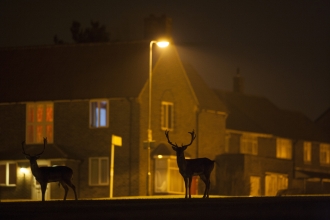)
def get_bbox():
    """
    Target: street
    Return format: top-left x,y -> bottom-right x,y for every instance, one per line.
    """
1,196 -> 330,219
